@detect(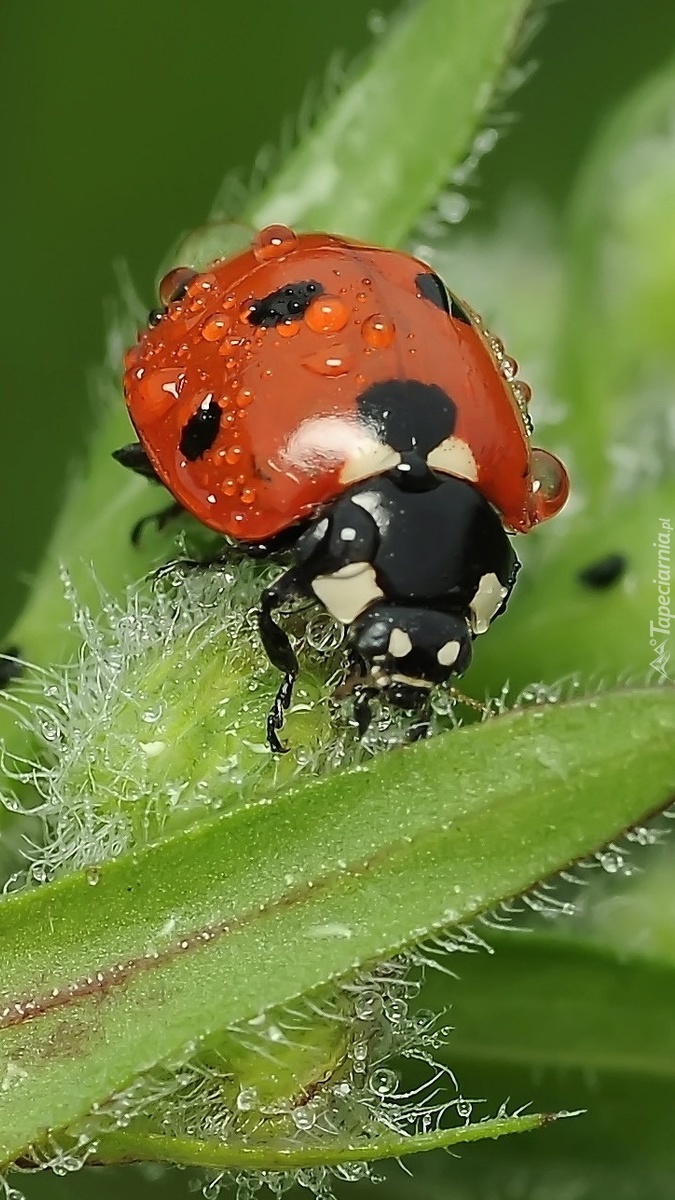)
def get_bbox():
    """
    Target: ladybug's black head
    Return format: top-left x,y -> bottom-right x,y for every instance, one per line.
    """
356,380 -> 456,459
349,604 -> 473,698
